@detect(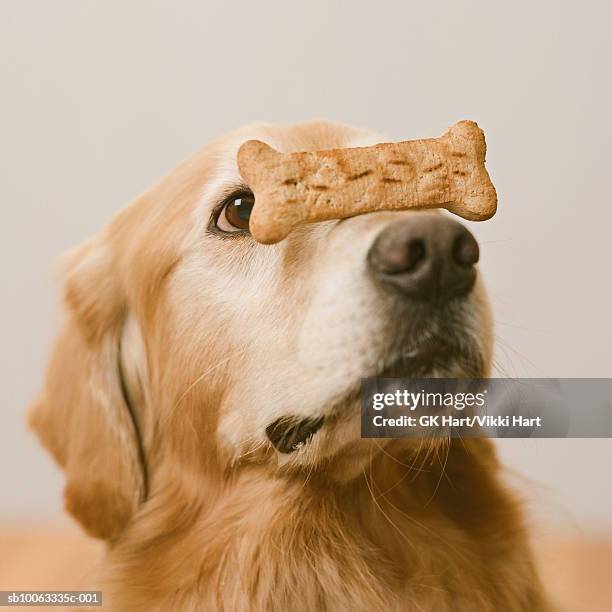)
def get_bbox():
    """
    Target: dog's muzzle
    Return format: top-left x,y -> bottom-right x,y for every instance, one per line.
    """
265,416 -> 325,454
